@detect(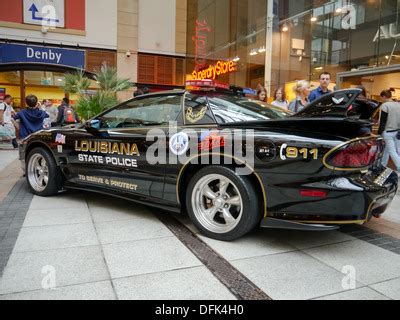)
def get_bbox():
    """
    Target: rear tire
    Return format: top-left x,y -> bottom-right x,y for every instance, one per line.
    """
26,148 -> 63,197
186,166 -> 262,241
